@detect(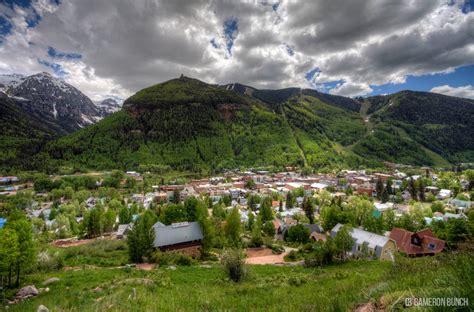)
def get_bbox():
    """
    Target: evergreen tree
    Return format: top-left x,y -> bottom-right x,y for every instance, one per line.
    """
286,191 -> 295,209
376,178 -> 384,199
250,223 -> 263,247
224,208 -> 241,247
259,197 -> 273,223
263,221 -> 276,237
418,179 -> 425,202
381,188 -> 389,203
279,200 -> 283,212
408,177 -> 418,200
119,206 -> 132,224
247,211 -> 255,230
127,211 -> 157,263
303,196 -> 315,224
386,179 -> 393,195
